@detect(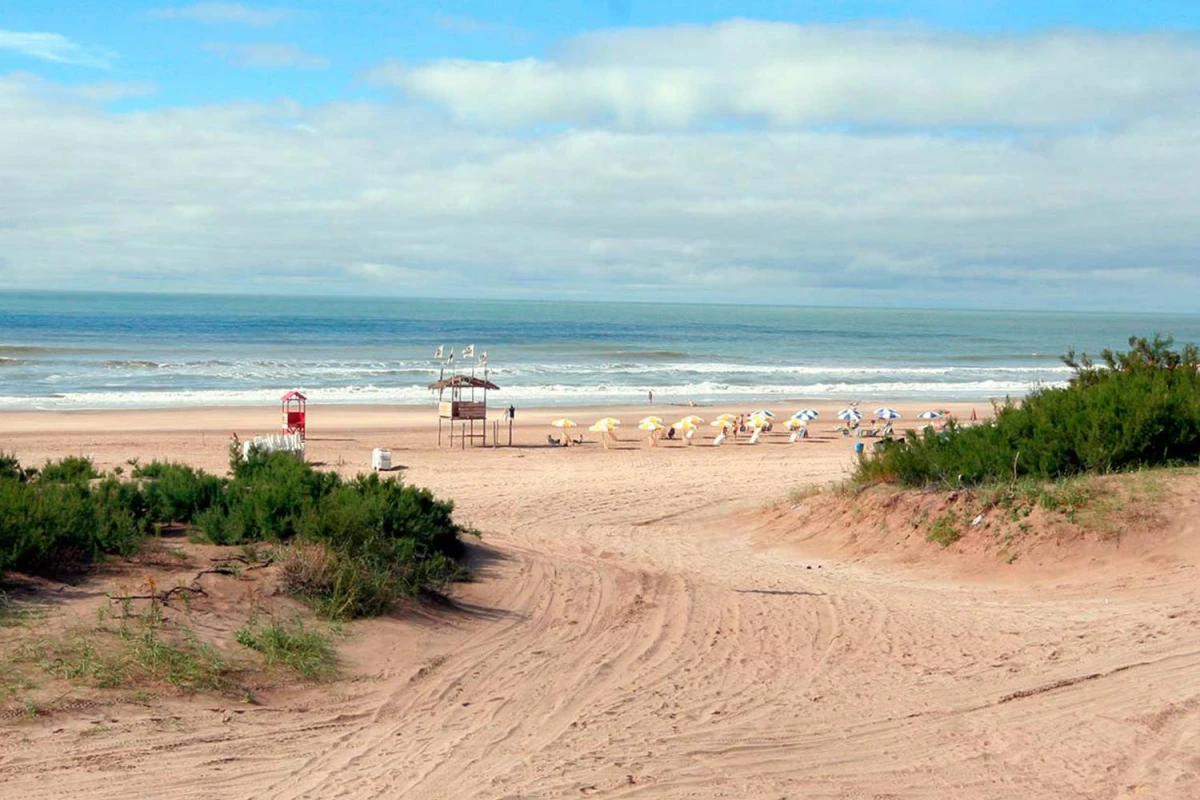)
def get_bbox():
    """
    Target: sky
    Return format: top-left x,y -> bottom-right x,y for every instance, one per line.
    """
1,2 -> 1199,311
